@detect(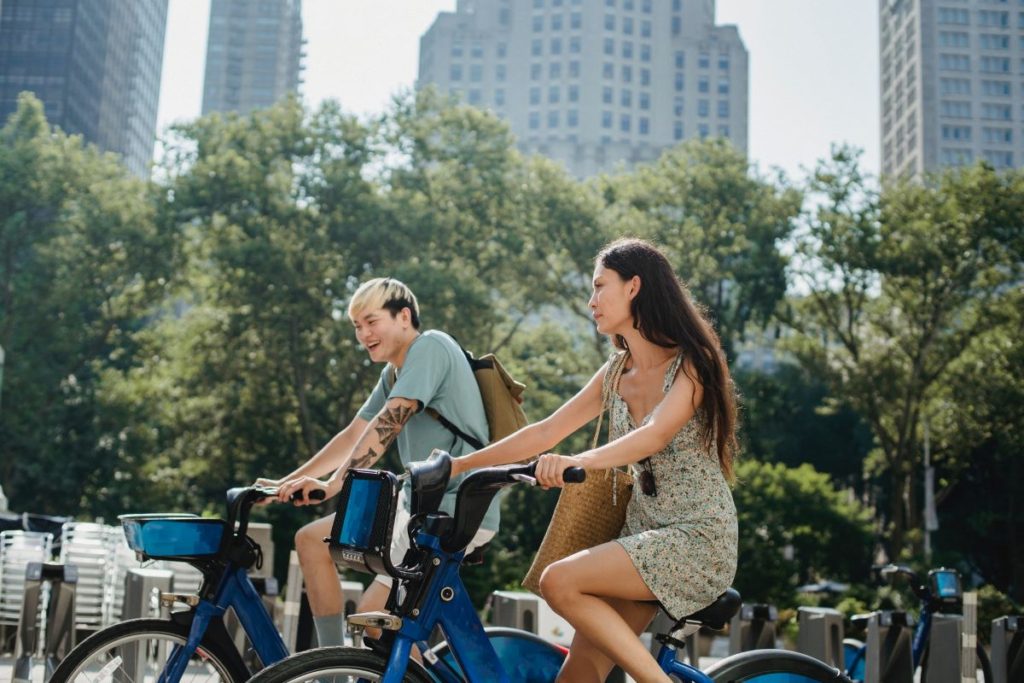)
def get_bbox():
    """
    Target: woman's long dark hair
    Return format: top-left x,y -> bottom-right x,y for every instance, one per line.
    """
598,237 -> 738,481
